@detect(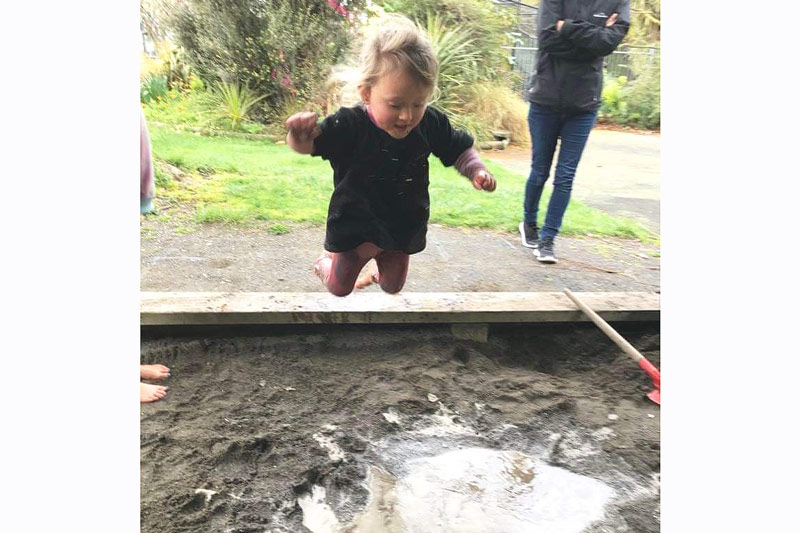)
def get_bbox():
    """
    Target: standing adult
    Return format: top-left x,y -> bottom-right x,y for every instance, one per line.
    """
519,0 -> 630,263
